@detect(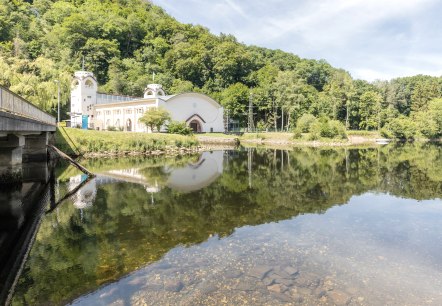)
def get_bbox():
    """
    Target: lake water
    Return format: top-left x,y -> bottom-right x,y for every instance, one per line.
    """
8,144 -> 442,305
